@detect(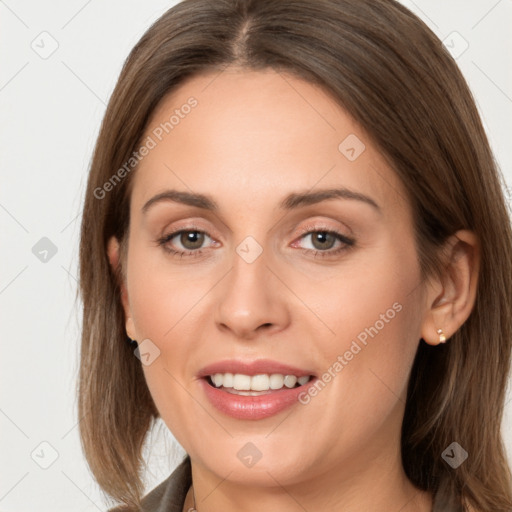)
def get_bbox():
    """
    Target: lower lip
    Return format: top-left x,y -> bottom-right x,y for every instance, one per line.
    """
199,377 -> 317,420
